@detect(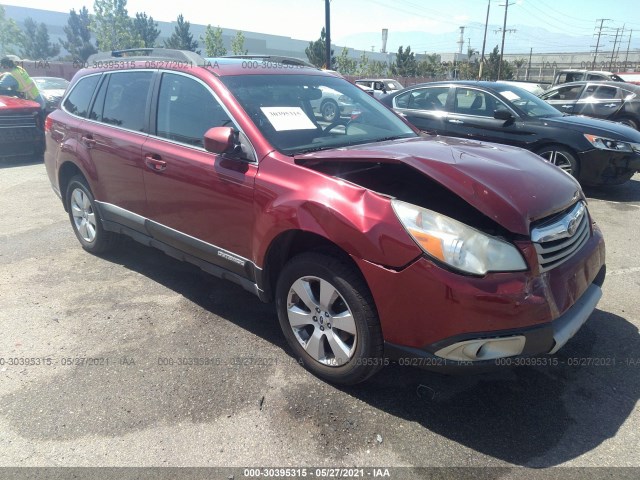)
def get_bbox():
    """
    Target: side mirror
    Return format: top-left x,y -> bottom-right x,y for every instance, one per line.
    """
494,109 -> 514,121
203,127 -> 241,156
